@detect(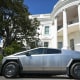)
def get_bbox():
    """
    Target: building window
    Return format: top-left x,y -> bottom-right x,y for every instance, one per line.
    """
58,42 -> 63,49
70,39 -> 75,50
44,42 -> 49,47
44,26 -> 49,35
